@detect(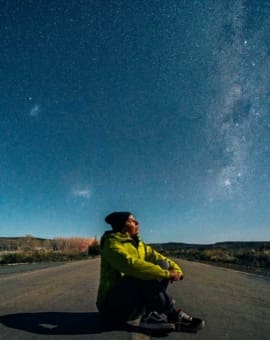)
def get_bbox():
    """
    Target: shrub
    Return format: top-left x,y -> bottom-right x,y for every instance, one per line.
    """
88,239 -> 100,257
0,249 -> 89,264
